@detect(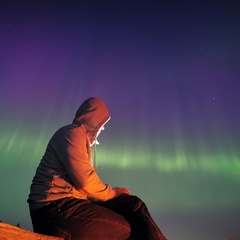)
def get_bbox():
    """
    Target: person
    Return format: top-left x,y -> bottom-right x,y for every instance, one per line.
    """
27,97 -> 167,240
